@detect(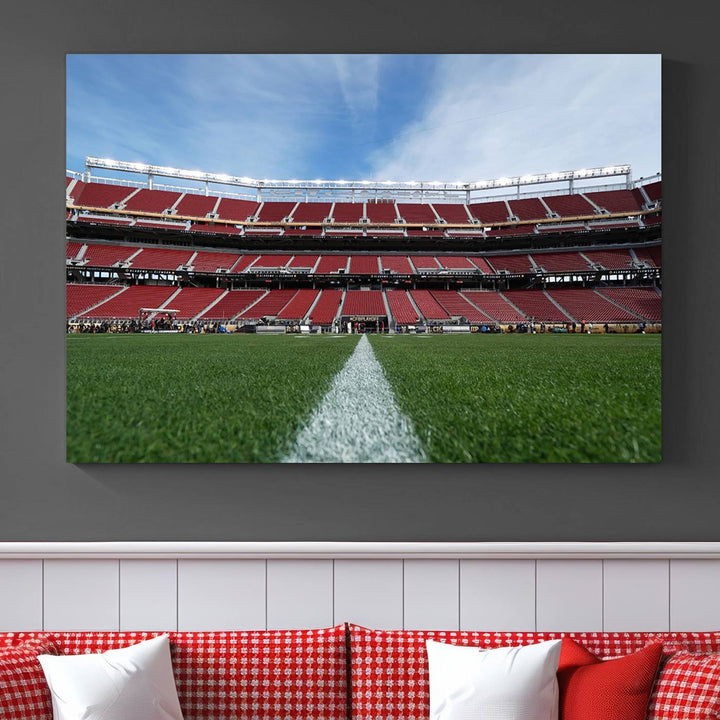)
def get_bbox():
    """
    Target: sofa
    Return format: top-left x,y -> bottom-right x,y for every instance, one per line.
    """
1,624 -> 719,719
